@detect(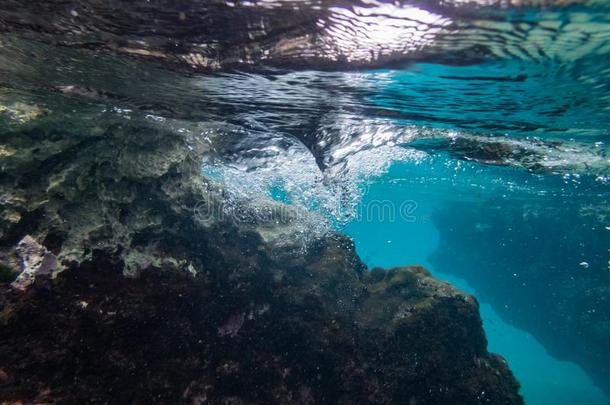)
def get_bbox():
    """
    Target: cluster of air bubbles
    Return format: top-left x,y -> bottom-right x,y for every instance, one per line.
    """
196,115 -> 609,248
197,124 -> 426,247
